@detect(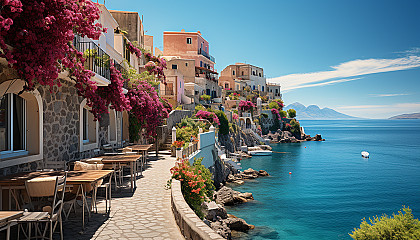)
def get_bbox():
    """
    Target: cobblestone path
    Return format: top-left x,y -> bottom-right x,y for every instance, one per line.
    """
63,154 -> 184,240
